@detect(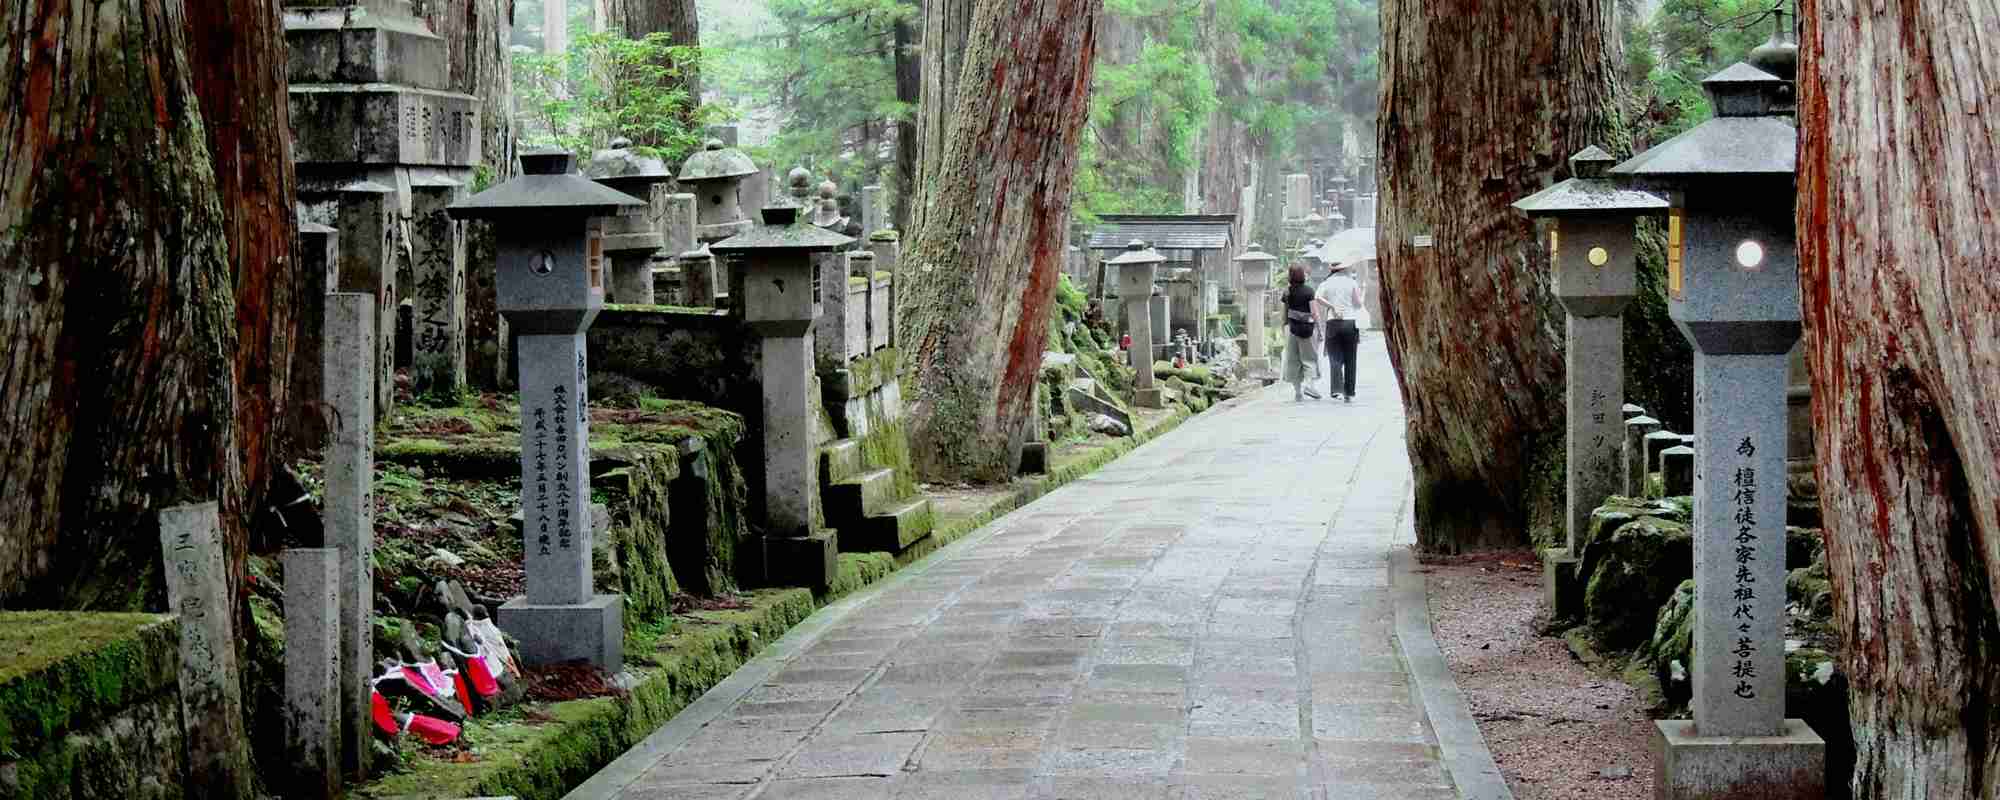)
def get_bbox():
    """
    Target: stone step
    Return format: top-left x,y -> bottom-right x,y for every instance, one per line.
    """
825,468 -> 898,525
842,498 -> 936,554
820,439 -> 864,486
